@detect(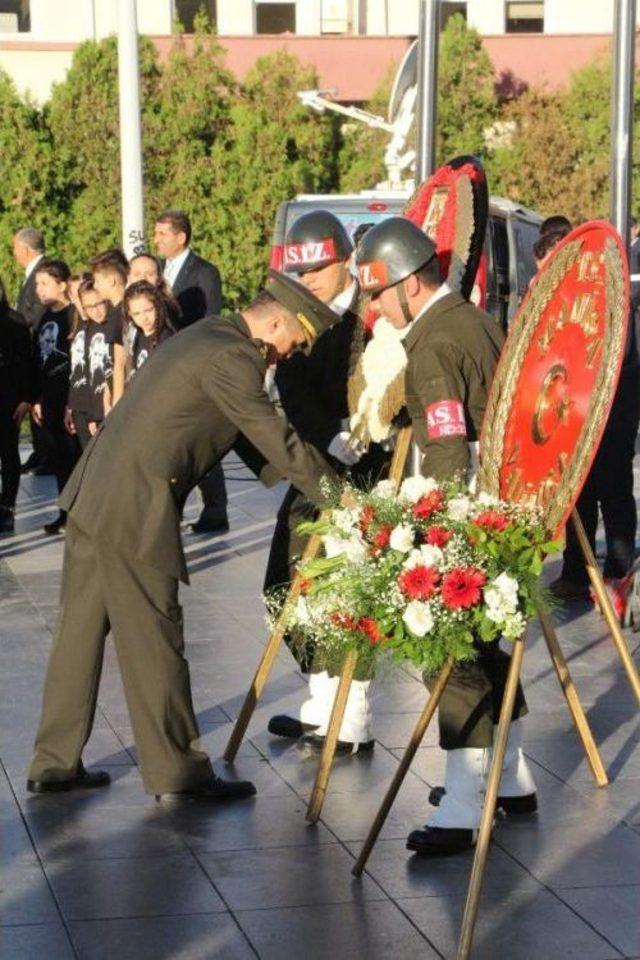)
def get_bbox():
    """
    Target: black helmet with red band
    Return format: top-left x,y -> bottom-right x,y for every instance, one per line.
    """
355,216 -> 438,295
283,210 -> 354,274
